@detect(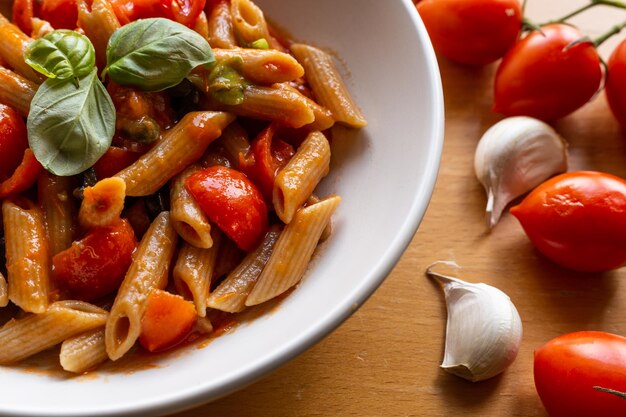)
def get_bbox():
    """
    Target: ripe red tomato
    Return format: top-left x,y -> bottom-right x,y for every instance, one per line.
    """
40,0 -> 78,29
534,331 -> 626,417
510,171 -> 626,272
494,24 -> 602,121
185,166 -> 268,251
0,104 -> 28,182
110,0 -> 206,27
52,219 -> 138,301
416,0 -> 522,66
606,39 -> 626,130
